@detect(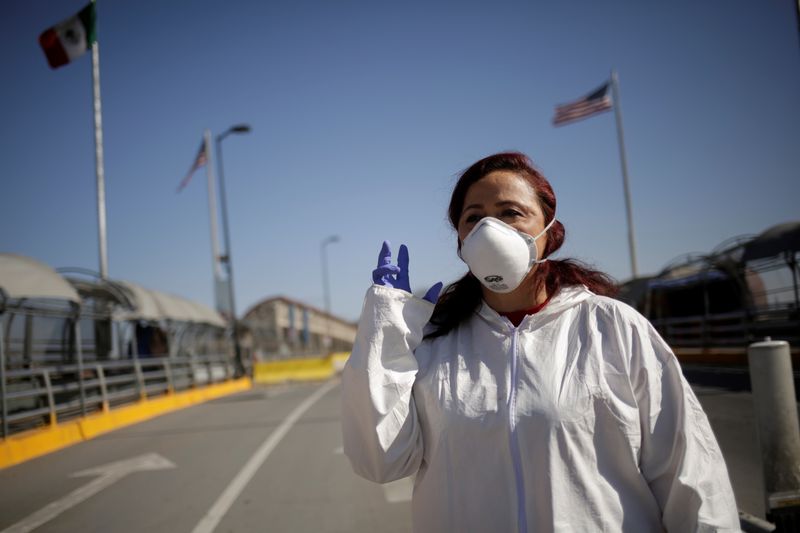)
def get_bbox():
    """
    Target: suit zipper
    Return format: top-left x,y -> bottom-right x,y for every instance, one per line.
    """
507,325 -> 527,533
